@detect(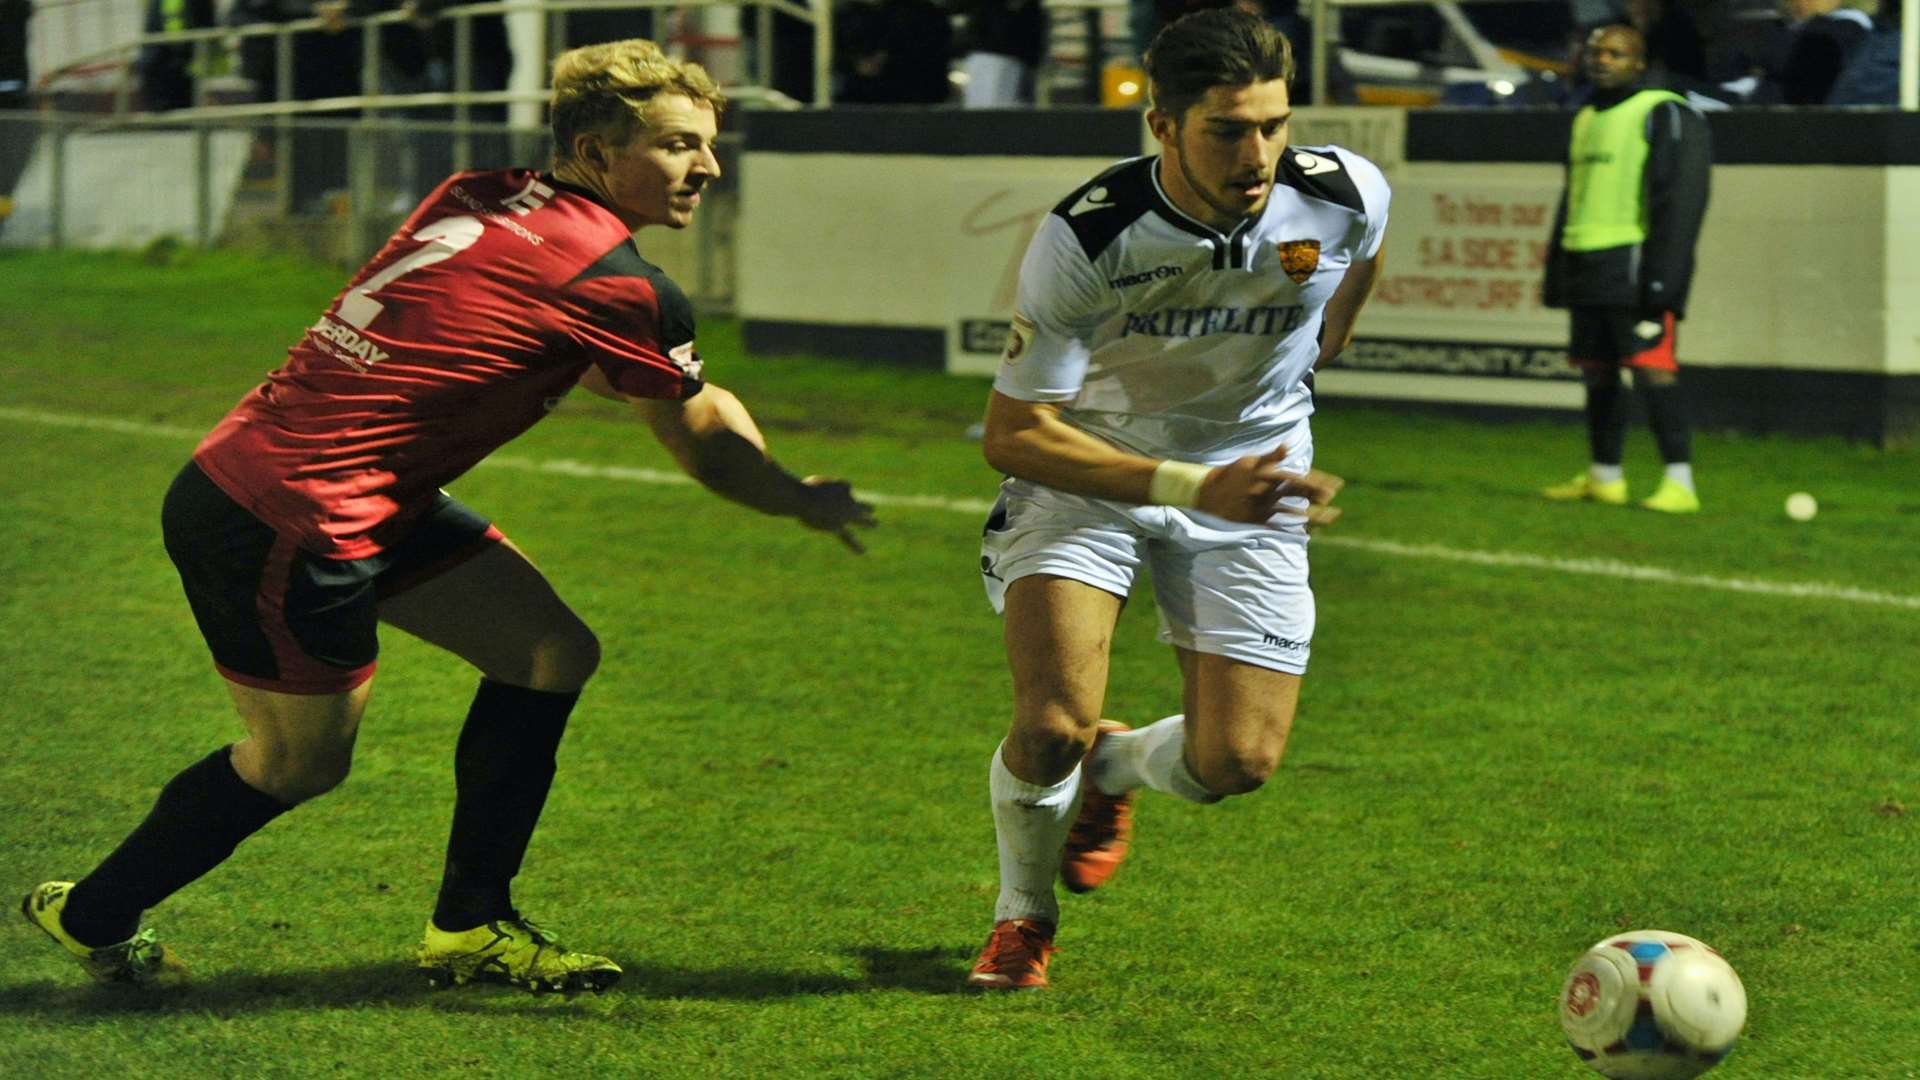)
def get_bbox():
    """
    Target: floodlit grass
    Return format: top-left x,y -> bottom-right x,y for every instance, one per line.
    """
0,249 -> 1914,1078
